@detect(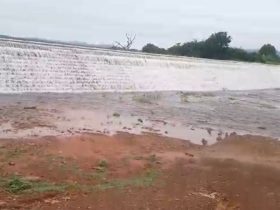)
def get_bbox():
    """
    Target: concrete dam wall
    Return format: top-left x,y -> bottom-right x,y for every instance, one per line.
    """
0,38 -> 280,93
